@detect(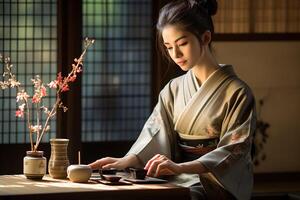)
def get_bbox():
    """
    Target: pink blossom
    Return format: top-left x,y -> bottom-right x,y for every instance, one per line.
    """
72,64 -> 76,70
31,75 -> 42,89
0,81 -> 9,89
48,80 -> 58,88
15,110 -> 24,118
8,78 -> 21,88
19,103 -> 26,111
69,75 -> 76,82
61,84 -> 69,92
30,125 -> 42,133
40,86 -> 47,97
16,90 -> 30,102
32,94 -> 41,103
76,67 -> 82,73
